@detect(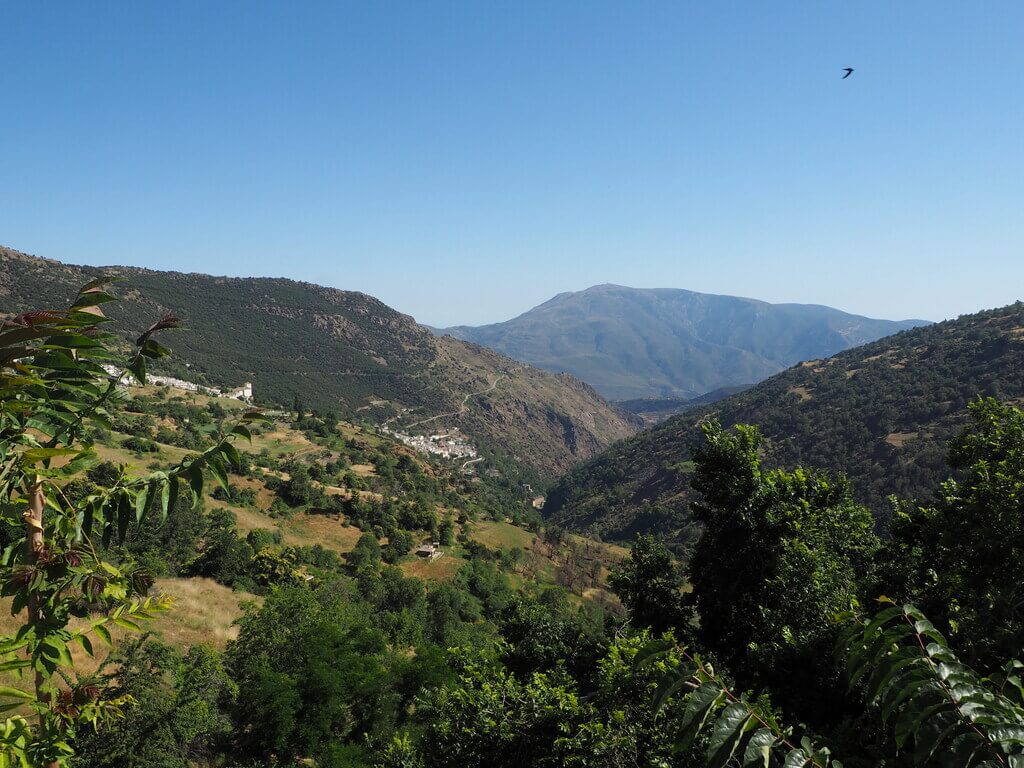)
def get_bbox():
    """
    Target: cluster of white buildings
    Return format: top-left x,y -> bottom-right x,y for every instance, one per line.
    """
101,365 -> 253,403
383,428 -> 478,460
